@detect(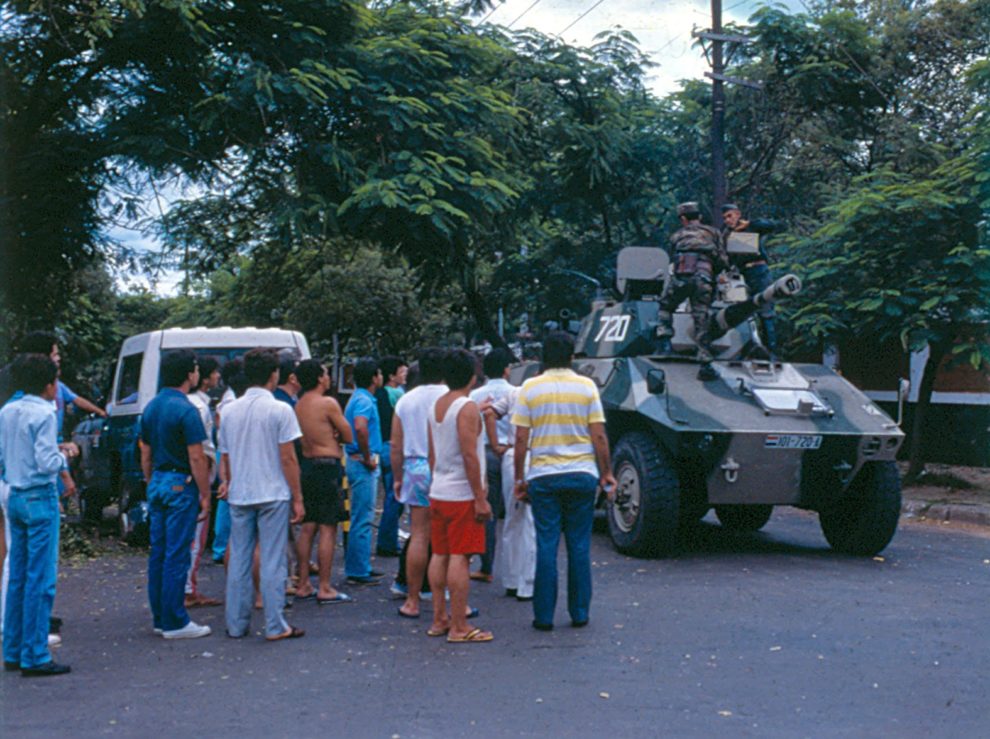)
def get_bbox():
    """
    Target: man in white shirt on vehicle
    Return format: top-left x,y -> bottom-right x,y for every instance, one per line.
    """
219,348 -> 306,642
